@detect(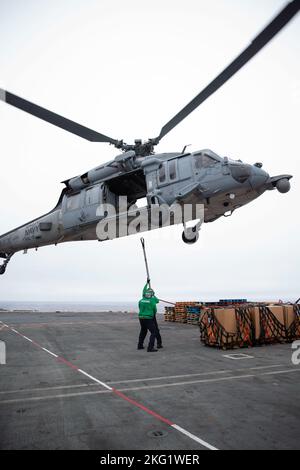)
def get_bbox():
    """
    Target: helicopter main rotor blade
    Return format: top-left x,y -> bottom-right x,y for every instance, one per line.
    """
154,0 -> 299,143
0,88 -> 119,144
